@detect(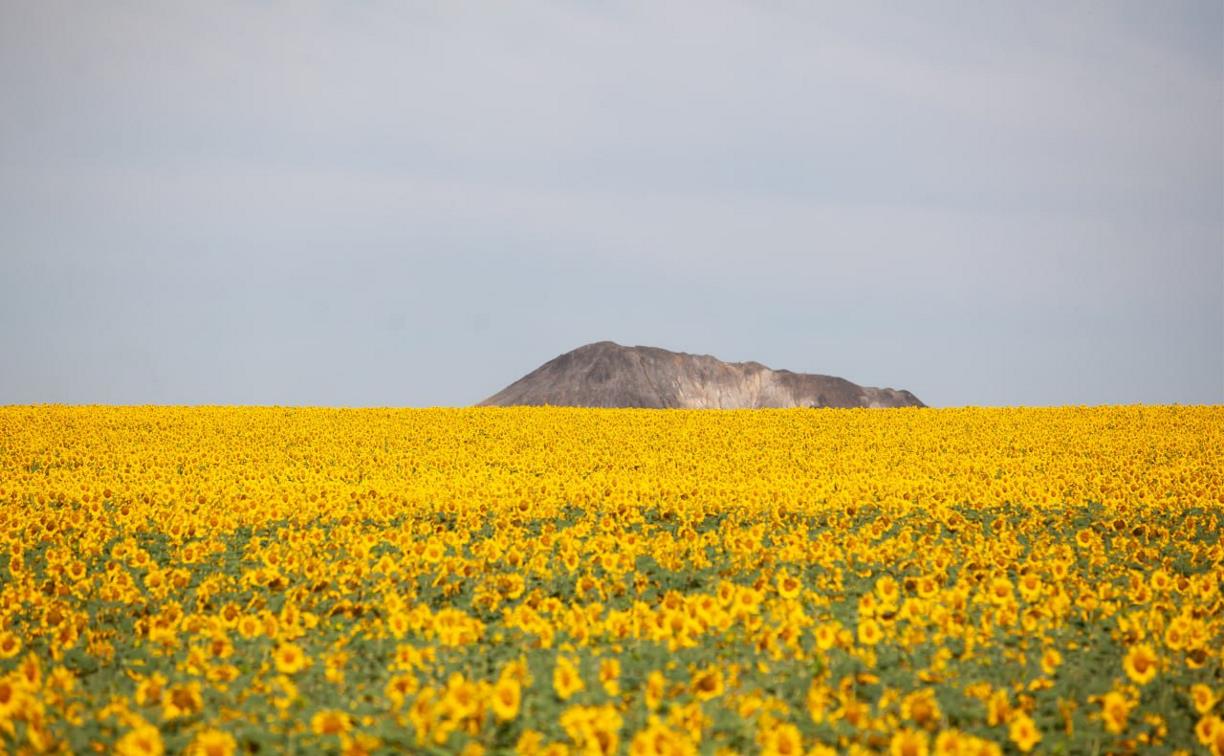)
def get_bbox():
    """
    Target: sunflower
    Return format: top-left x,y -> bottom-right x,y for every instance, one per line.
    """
274,643 -> 310,675
1100,691 -> 1132,734
187,729 -> 237,756
875,575 -> 900,605
889,728 -> 929,756
385,674 -> 419,709
1122,643 -> 1159,685
986,576 -> 1014,606
900,688 -> 941,729
553,657 -> 584,701
236,615 -> 262,640
1196,715 -> 1221,747
857,618 -> 882,646
776,570 -> 803,600
1191,685 -> 1217,716
1040,648 -> 1062,676
629,717 -> 697,756
0,676 -> 23,720
1163,616 -> 1191,651
491,676 -> 521,721
441,674 -> 479,720
806,680 -> 831,724
644,671 -> 665,712
690,667 -> 724,702
760,723 -> 803,756
0,632 -> 20,659
814,623 -> 838,651
1008,713 -> 1041,753
135,673 -> 167,707
162,682 -> 203,720
311,710 -> 353,737
115,724 -> 165,756
599,658 -> 621,697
